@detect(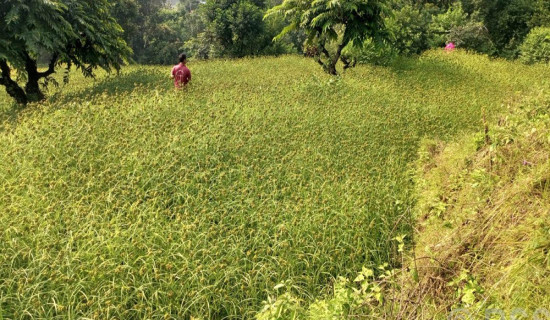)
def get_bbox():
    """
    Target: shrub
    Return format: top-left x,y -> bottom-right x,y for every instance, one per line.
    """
386,5 -> 432,55
520,27 -> 550,64
429,3 -> 494,54
342,39 -> 397,66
